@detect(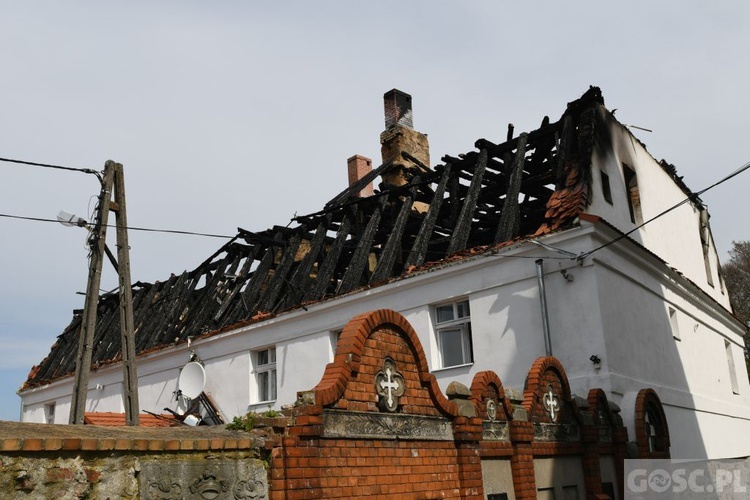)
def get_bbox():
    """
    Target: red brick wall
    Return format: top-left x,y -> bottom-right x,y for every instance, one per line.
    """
272,310 -> 478,499
269,313 -> 640,500
273,434 -> 467,499
333,328 -> 444,417
523,356 -> 581,426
